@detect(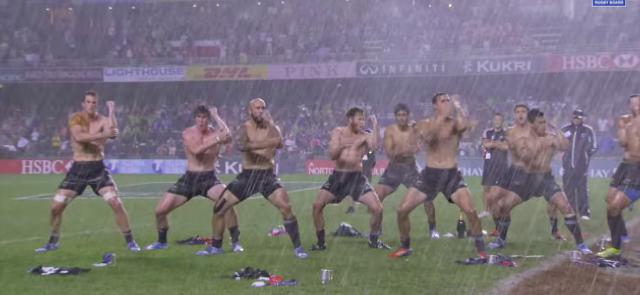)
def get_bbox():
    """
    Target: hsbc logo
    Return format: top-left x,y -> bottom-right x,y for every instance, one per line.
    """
613,54 -> 640,69
21,160 -> 70,174
558,53 -> 640,71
